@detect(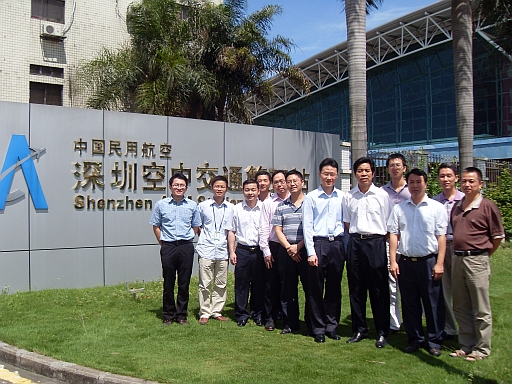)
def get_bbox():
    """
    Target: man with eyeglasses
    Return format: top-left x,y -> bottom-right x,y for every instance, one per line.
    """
303,158 -> 346,343
272,170 -> 312,336
381,153 -> 411,335
196,175 -> 234,325
259,170 -> 289,331
343,157 -> 392,348
150,173 -> 201,326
